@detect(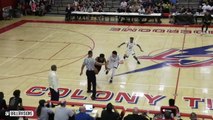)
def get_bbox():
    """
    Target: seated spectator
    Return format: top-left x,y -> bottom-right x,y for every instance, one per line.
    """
168,98 -> 180,117
190,112 -> 197,120
87,5 -> 94,12
75,106 -> 94,120
197,5 -> 203,13
146,5 -> 153,14
153,113 -> 164,120
0,92 -> 7,119
36,99 -> 54,120
101,103 -> 119,120
30,0 -> 37,14
169,4 -> 177,23
73,0 -> 79,11
38,2 -> 46,16
120,0 -> 128,12
164,110 -> 174,119
138,5 -> 145,14
8,89 -> 27,120
153,6 -> 161,13
129,3 -> 140,12
54,100 -> 75,120
8,90 -> 23,110
124,107 -> 148,120
179,5 -> 186,13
